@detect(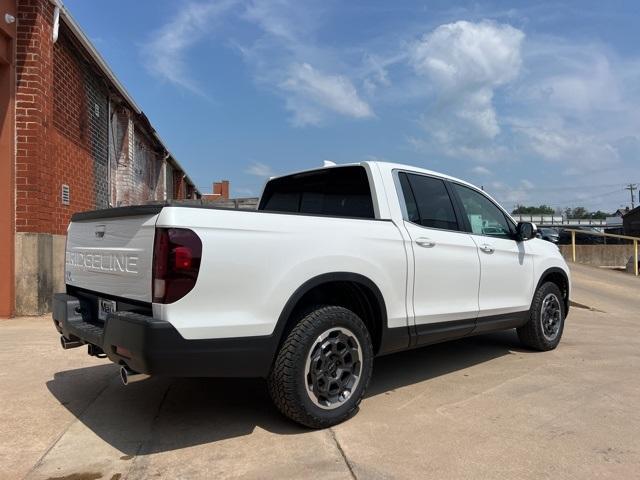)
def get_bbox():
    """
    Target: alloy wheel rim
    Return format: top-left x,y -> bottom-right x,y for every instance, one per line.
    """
541,293 -> 562,341
304,327 -> 363,410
